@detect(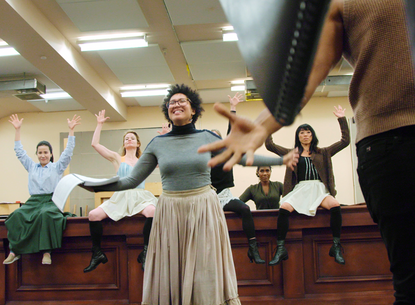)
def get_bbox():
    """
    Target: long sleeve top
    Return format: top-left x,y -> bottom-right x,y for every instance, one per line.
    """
210,110 -> 237,194
95,123 -> 283,193
239,181 -> 284,209
343,0 -> 415,143
265,117 -> 350,197
15,136 -> 75,195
